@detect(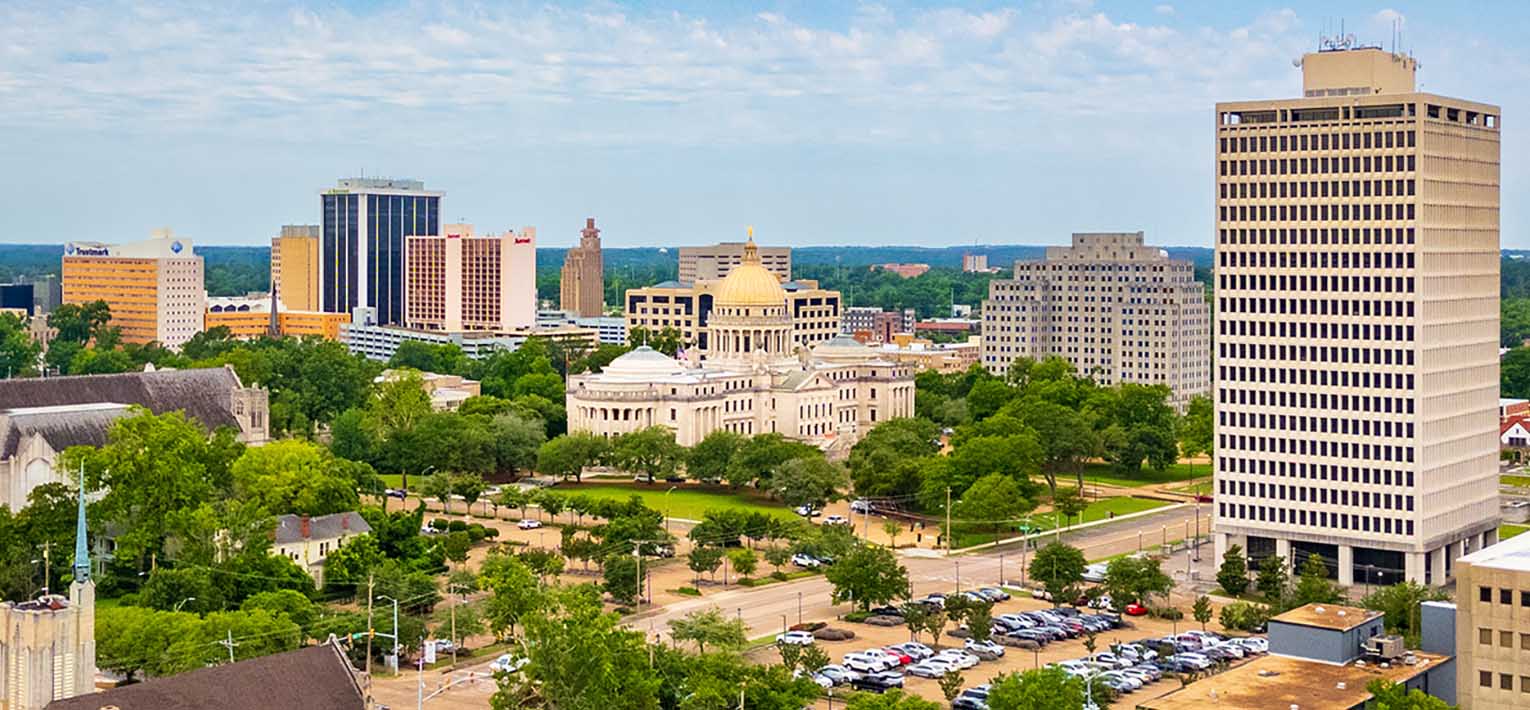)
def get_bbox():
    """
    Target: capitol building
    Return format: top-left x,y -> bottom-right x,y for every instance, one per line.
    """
567,236 -> 915,453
